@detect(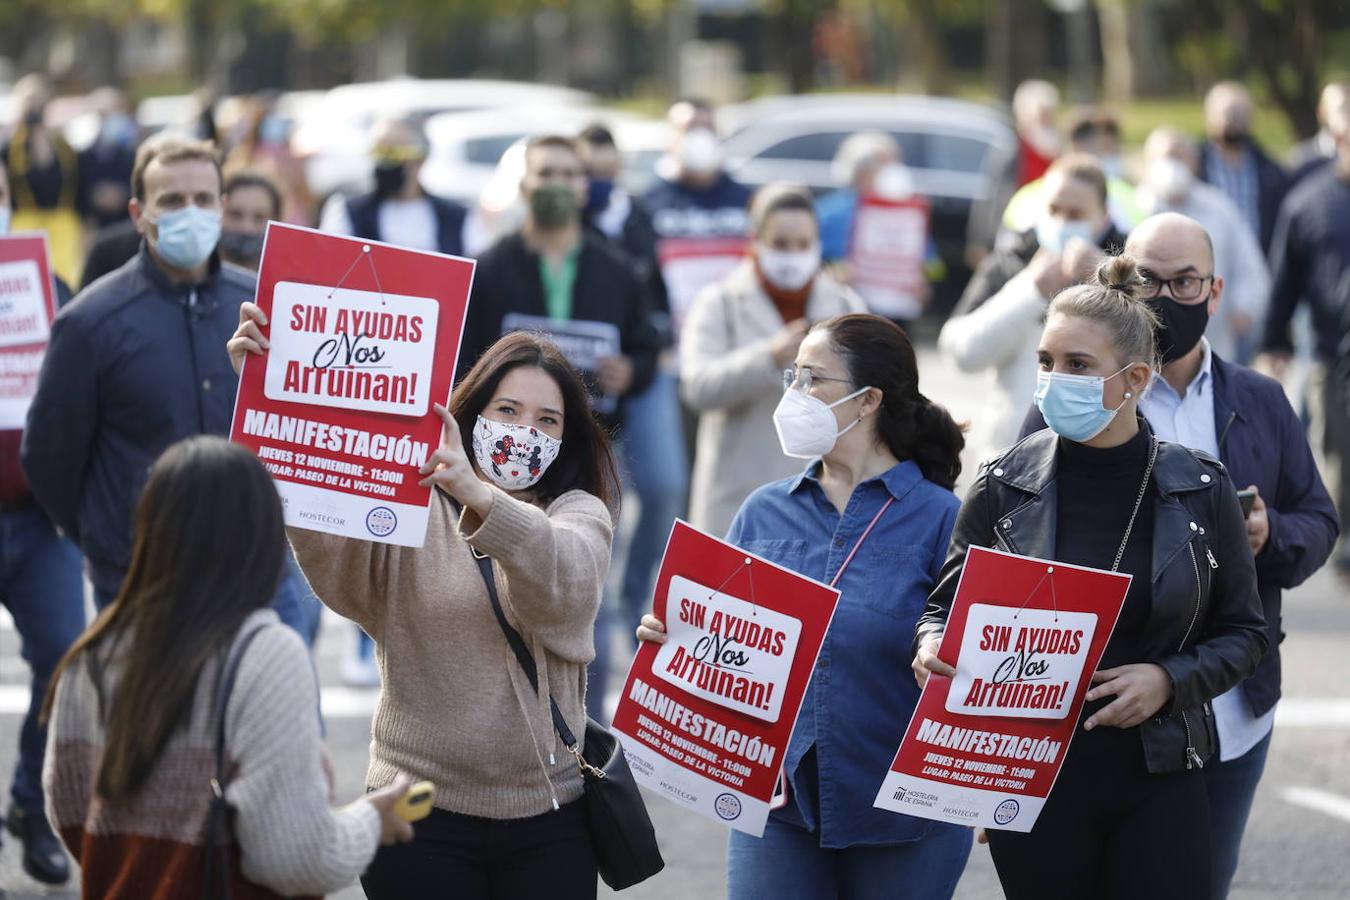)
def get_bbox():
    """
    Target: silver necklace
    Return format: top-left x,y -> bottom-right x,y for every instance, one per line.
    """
1110,437 -> 1158,573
